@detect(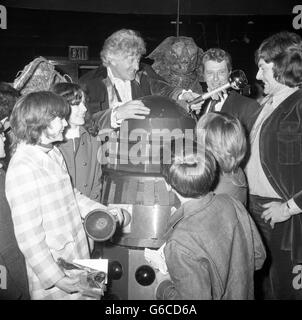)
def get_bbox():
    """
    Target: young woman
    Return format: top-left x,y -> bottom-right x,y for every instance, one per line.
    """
52,83 -> 102,201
